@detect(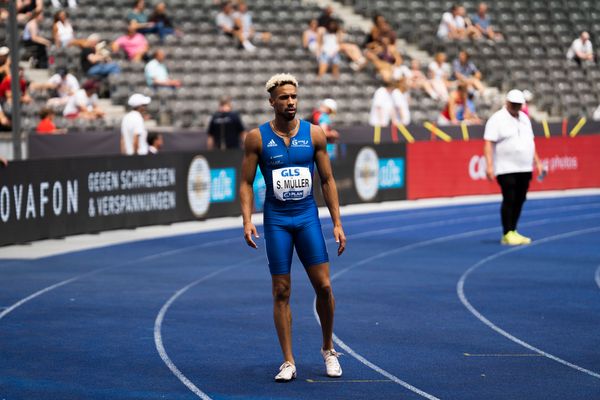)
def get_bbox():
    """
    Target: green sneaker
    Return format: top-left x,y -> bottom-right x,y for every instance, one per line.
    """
501,231 -> 523,245
513,231 -> 532,244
